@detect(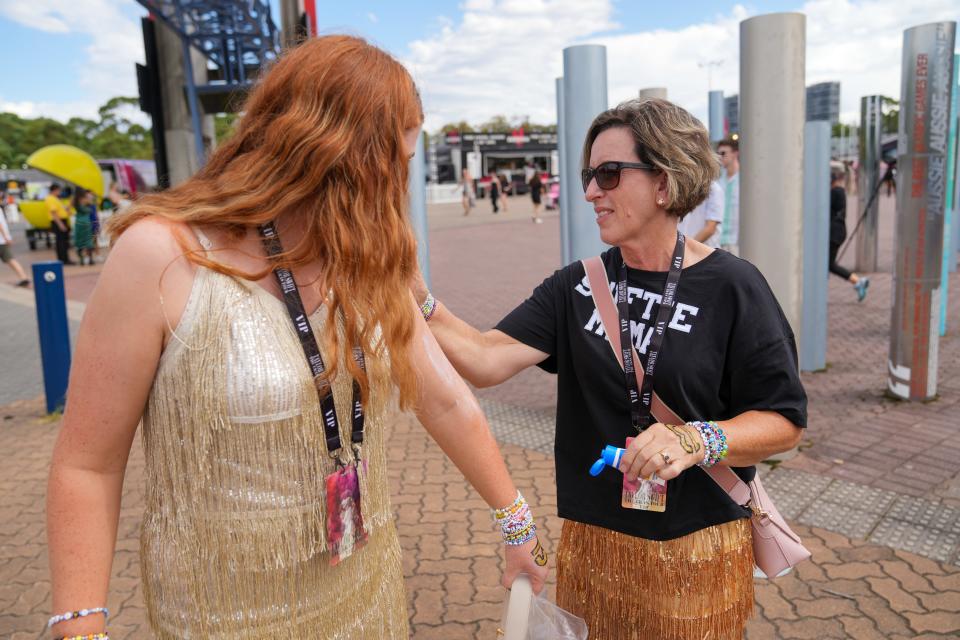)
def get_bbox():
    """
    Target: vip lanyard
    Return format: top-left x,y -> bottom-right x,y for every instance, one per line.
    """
618,231 -> 685,431
258,222 -> 365,458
